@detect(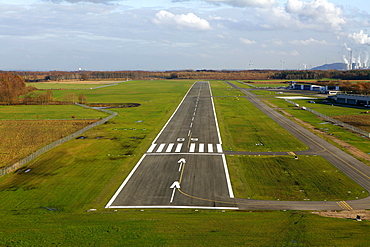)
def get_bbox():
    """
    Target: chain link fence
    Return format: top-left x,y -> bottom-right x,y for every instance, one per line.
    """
285,99 -> 370,138
0,104 -> 118,176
